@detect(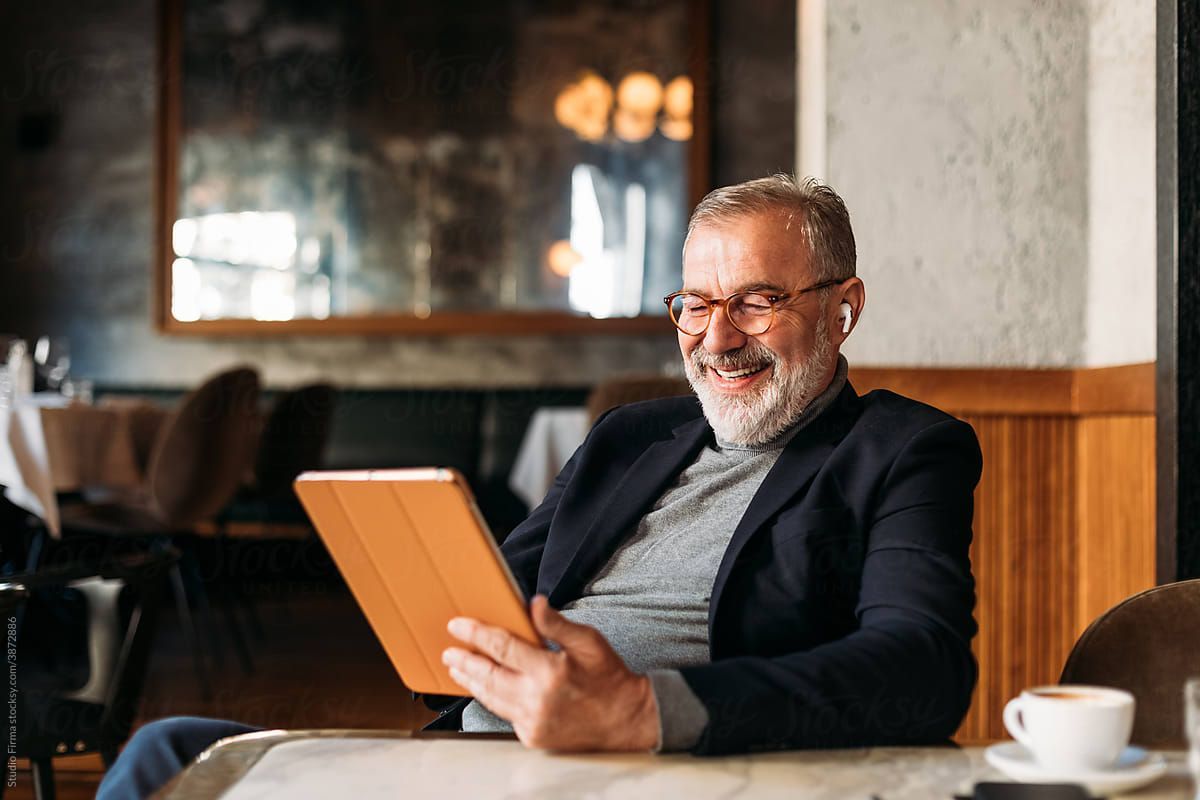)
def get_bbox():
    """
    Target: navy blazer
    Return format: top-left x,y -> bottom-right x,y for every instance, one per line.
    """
428,382 -> 982,755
